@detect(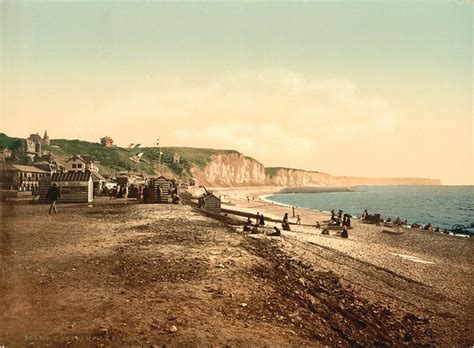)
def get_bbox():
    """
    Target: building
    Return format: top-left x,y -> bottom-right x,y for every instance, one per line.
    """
49,172 -> 94,203
145,175 -> 173,203
0,164 -> 50,192
173,152 -> 181,164
0,148 -> 12,164
42,131 -> 50,145
65,155 -> 100,173
189,178 -> 197,186
90,171 -> 106,196
198,192 -> 221,214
